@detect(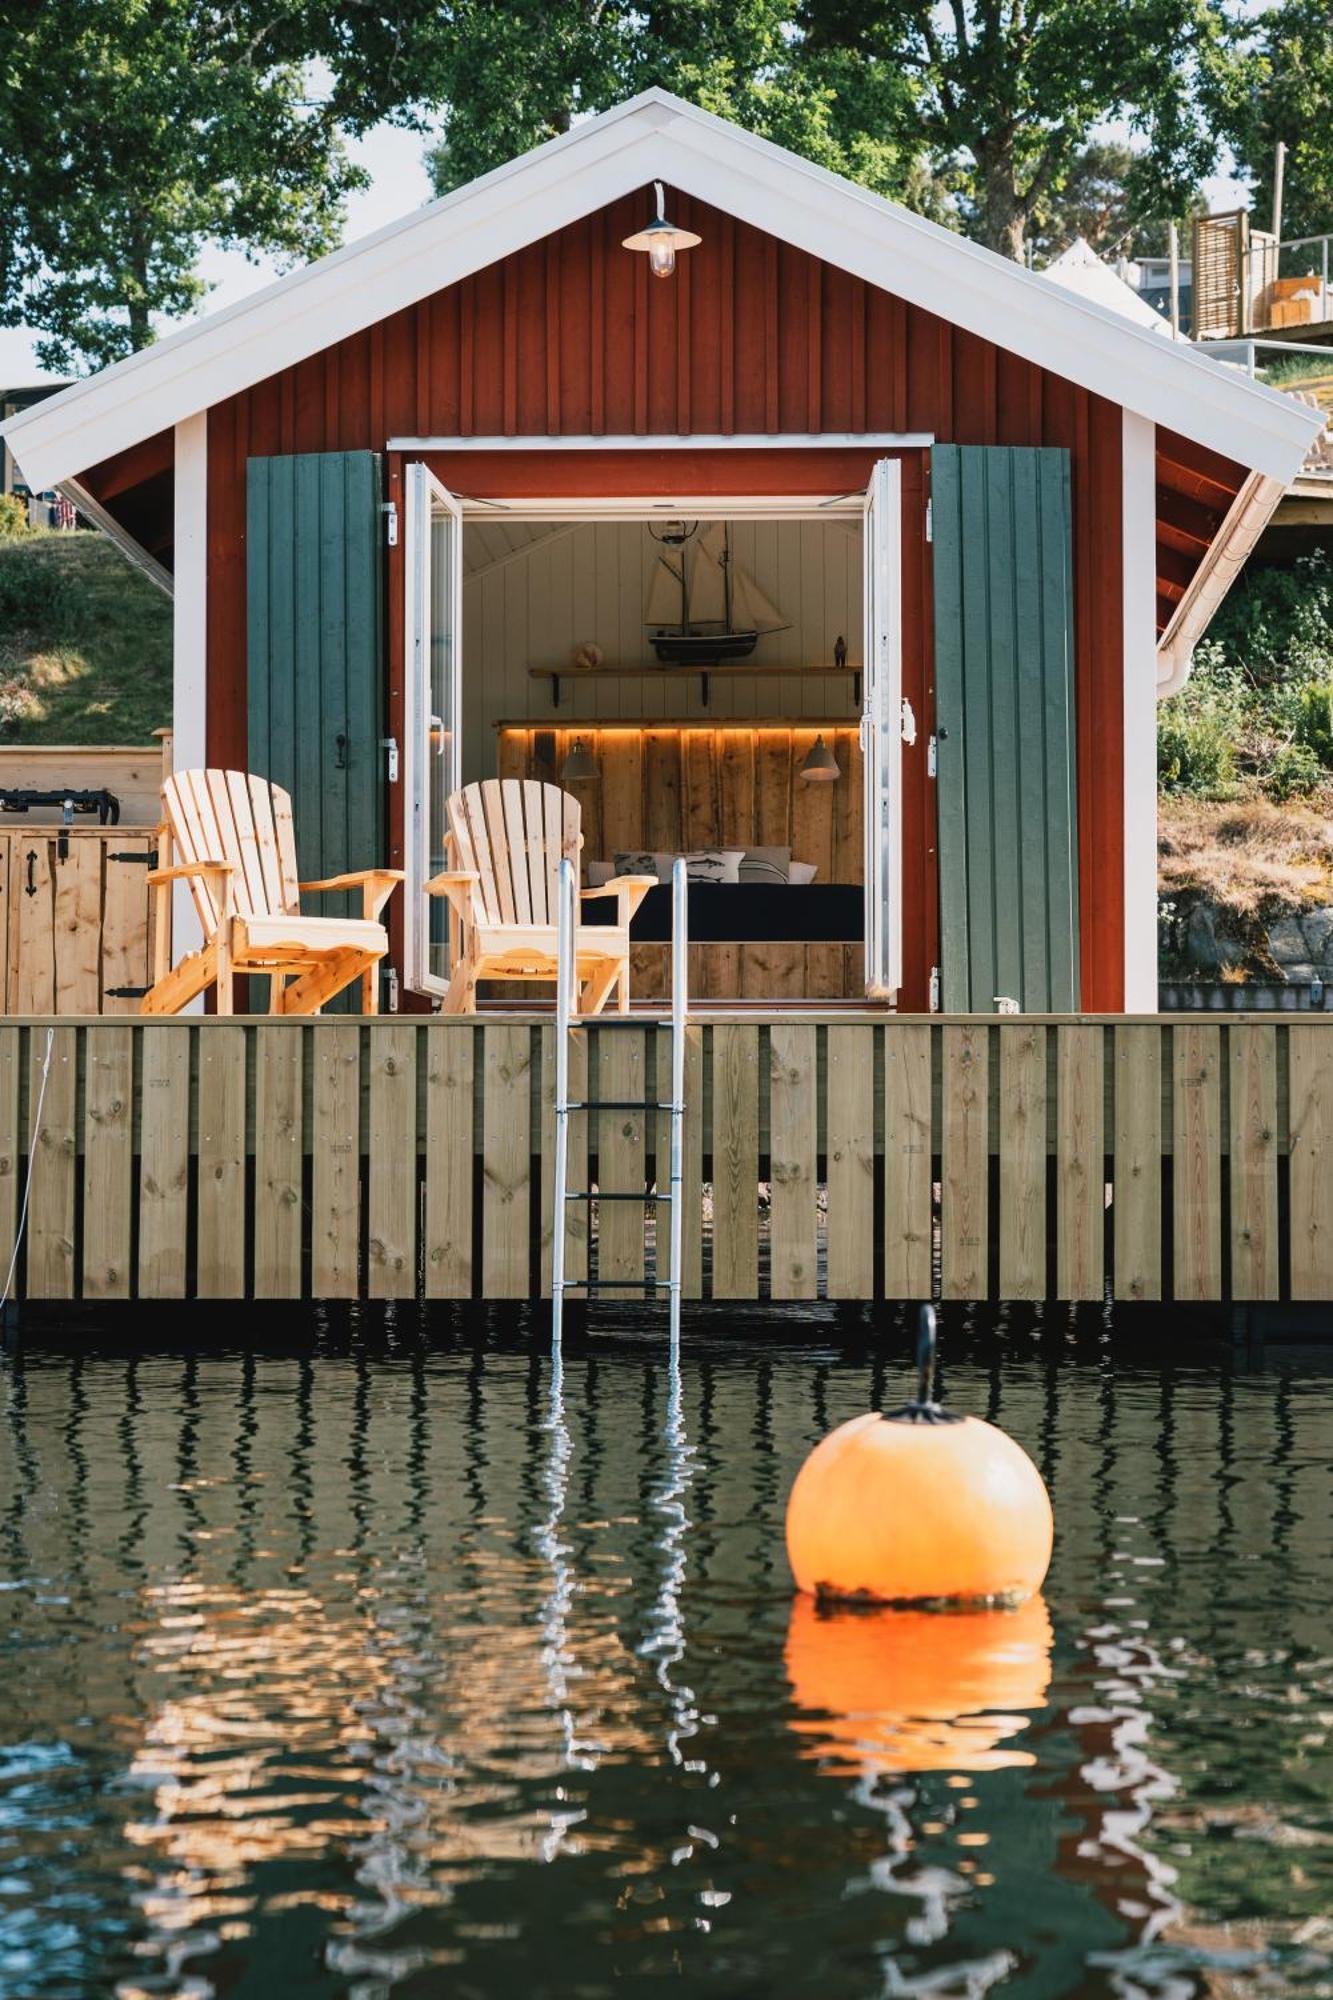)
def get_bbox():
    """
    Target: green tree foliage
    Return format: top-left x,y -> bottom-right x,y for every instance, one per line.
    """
800,0 -> 1220,260
1027,141 -> 1206,262
1209,0 -> 1333,243
0,0 -> 365,373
